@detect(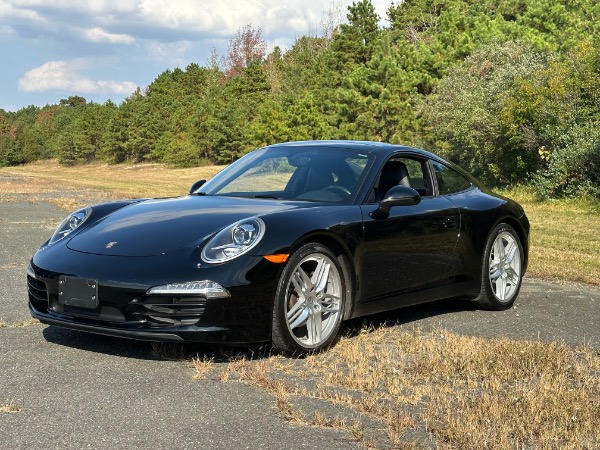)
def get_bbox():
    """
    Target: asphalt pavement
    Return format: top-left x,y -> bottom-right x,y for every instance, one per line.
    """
1,193 -> 598,449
